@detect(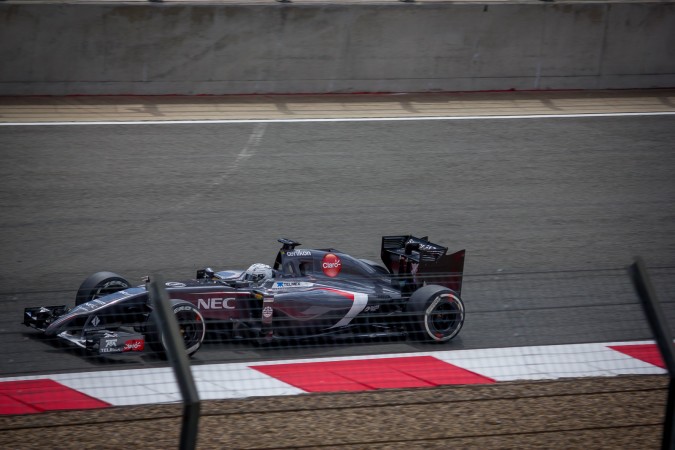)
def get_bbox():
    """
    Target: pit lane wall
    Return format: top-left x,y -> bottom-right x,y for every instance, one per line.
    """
1,1 -> 674,95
